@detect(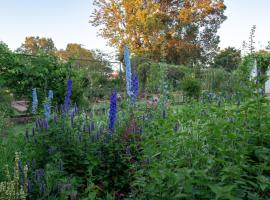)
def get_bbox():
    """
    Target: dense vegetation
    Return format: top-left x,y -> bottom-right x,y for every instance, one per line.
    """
1,1 -> 270,199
